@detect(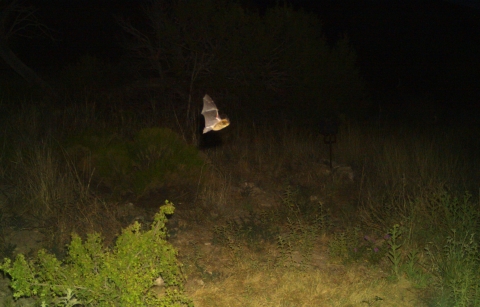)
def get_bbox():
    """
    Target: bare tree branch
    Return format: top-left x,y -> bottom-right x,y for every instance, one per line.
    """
0,0 -> 53,40
0,0 -> 56,97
